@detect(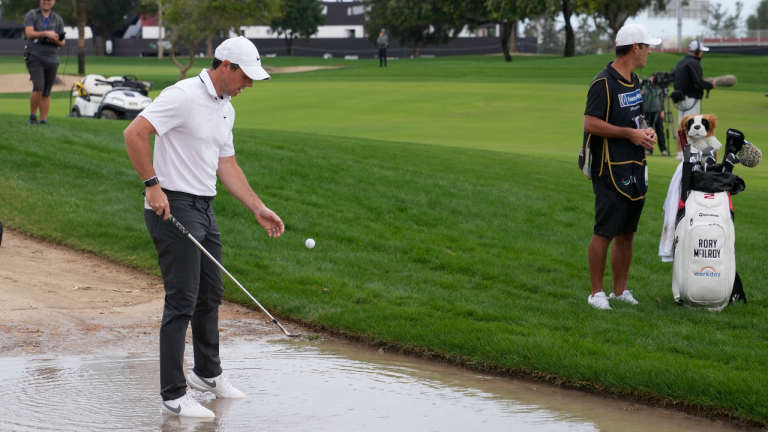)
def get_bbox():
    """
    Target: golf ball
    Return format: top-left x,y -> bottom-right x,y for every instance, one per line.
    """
305,239 -> 315,249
